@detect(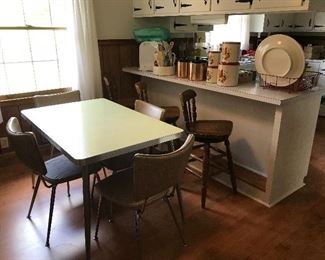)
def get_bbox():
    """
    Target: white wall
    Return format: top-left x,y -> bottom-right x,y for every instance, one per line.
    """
93,0 -> 170,39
